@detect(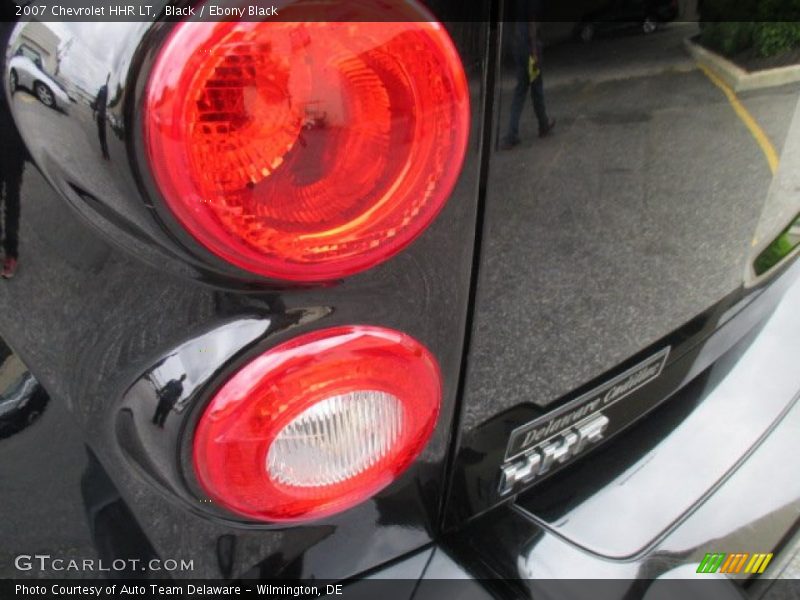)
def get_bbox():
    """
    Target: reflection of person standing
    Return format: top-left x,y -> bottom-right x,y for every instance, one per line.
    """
0,109 -> 23,279
502,0 -> 555,149
91,78 -> 110,160
152,374 -> 186,428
